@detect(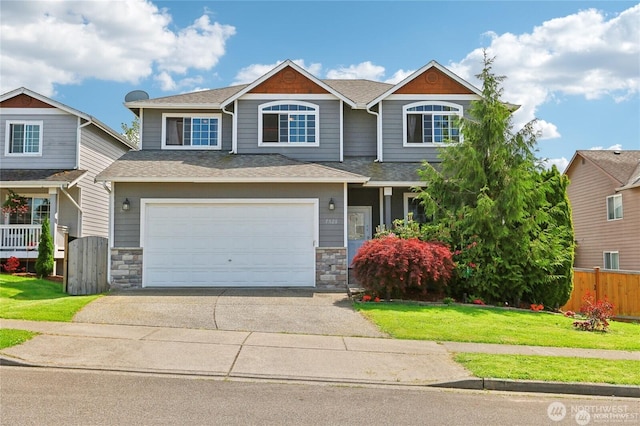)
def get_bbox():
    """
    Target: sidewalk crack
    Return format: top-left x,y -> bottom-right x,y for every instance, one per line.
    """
227,331 -> 251,378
